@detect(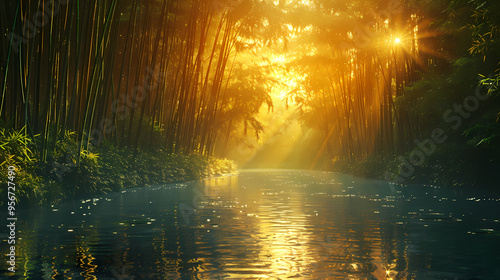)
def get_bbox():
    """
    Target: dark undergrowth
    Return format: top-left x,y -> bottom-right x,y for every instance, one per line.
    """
0,126 -> 237,208
331,144 -> 500,189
